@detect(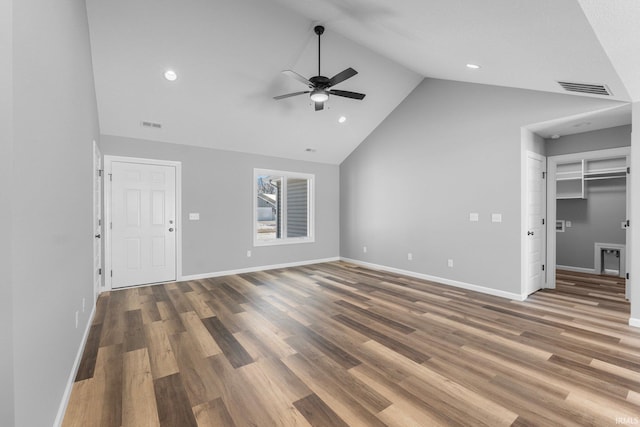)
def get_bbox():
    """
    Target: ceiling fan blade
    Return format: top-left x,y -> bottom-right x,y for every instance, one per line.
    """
282,70 -> 313,87
327,67 -> 357,87
328,89 -> 366,100
315,102 -> 324,111
273,91 -> 310,100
